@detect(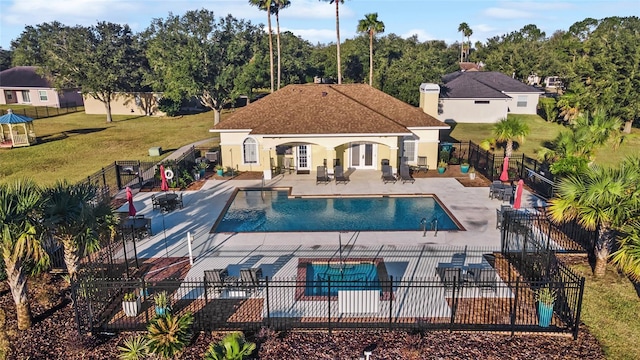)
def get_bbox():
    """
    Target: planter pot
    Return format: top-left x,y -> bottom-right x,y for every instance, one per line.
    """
460,164 -> 470,173
469,172 -> 476,180
537,302 -> 554,327
437,167 -> 446,174
122,297 -> 141,317
199,169 -> 206,178
216,169 -> 224,176
155,306 -> 168,317
194,173 -> 200,181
